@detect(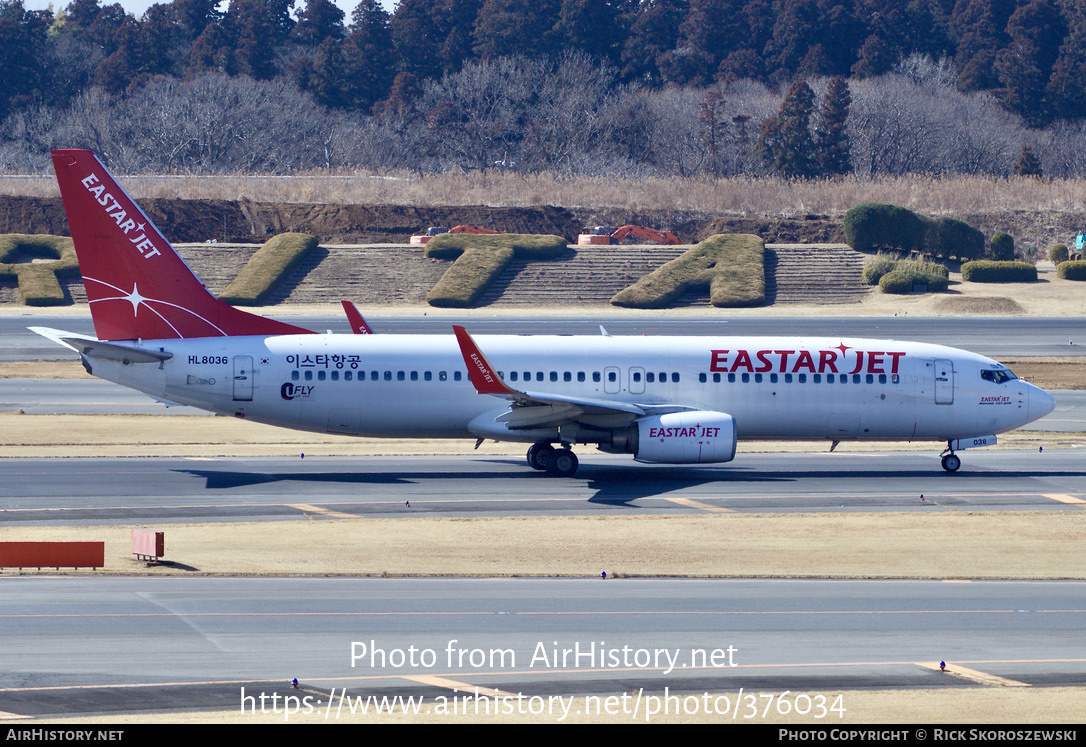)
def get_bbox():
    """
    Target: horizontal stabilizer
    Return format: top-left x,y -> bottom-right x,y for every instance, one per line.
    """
29,326 -> 171,363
